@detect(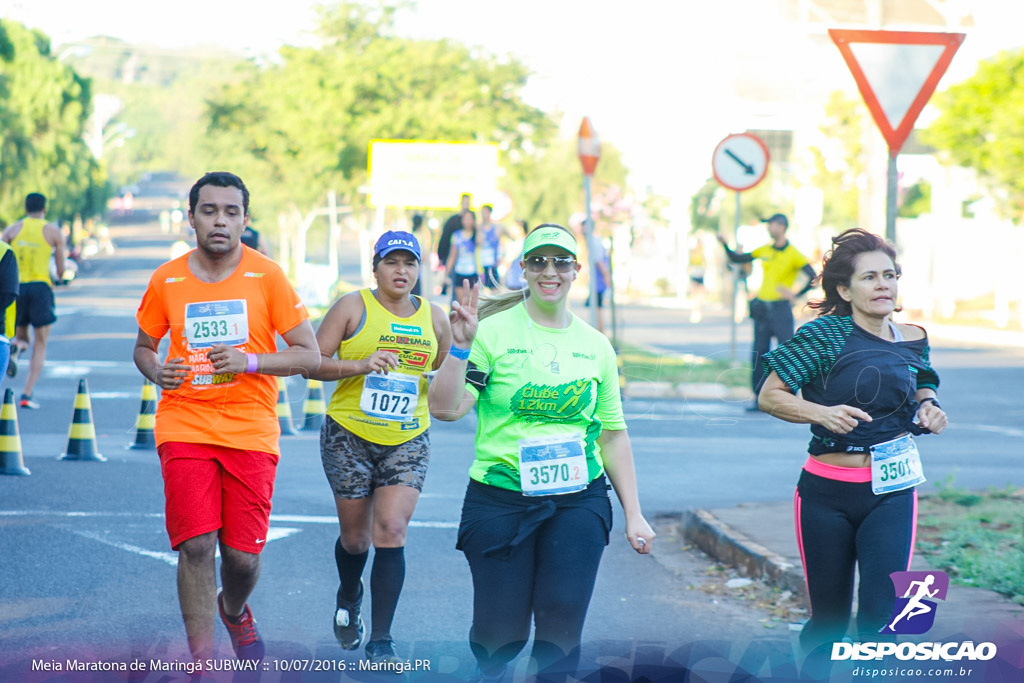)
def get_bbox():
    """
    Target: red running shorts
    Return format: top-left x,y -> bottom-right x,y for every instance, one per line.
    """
158,441 -> 279,554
